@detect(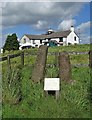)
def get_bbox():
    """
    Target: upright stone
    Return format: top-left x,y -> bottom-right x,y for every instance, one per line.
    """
31,45 -> 48,83
59,52 -> 72,82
